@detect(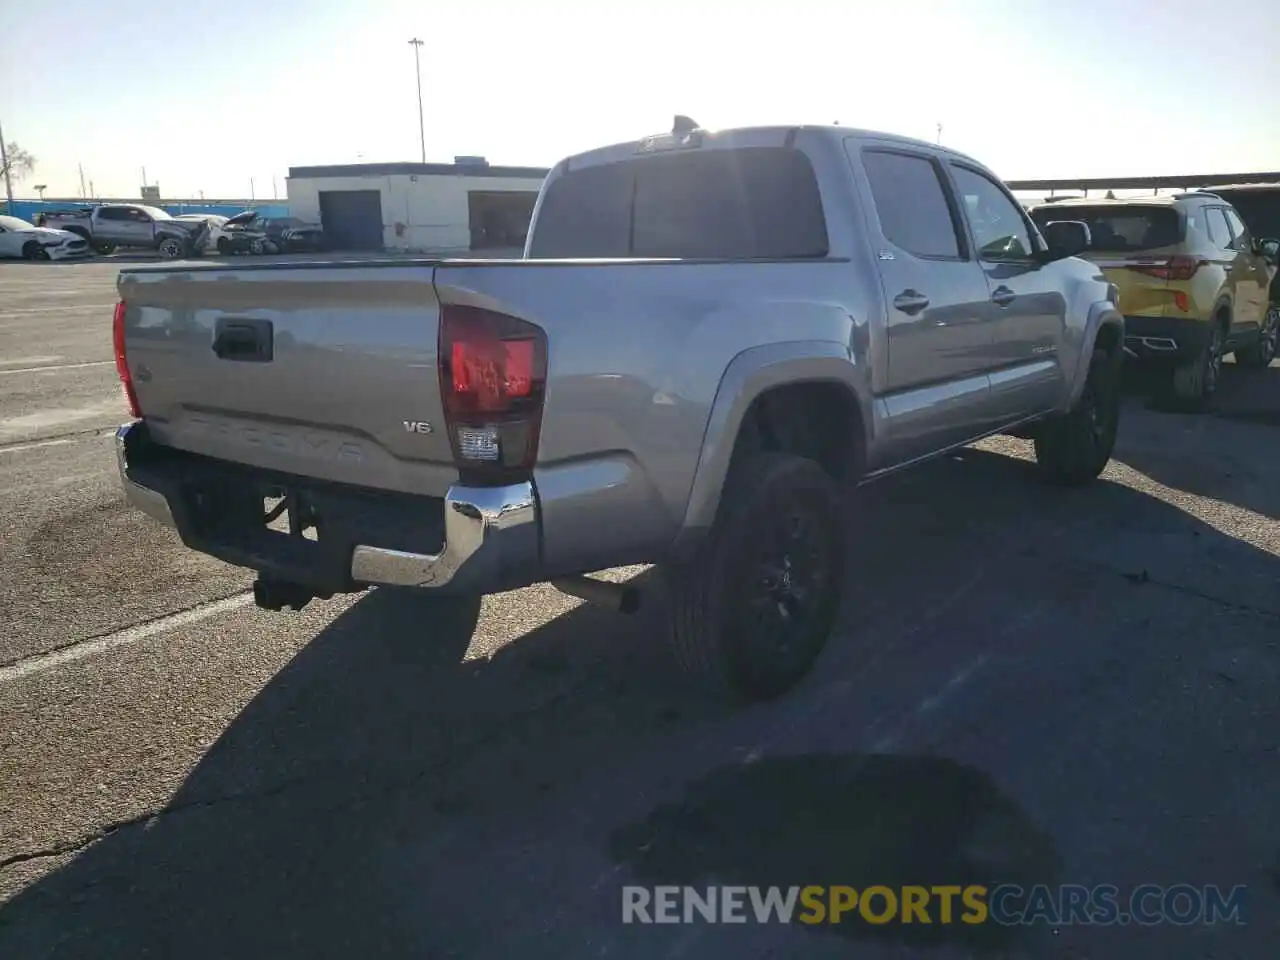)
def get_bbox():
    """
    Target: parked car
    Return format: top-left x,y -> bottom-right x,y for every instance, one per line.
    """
216,212 -> 326,255
1029,194 -> 1280,408
112,118 -> 1122,701
173,213 -> 229,254
0,214 -> 92,260
41,203 -> 208,259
